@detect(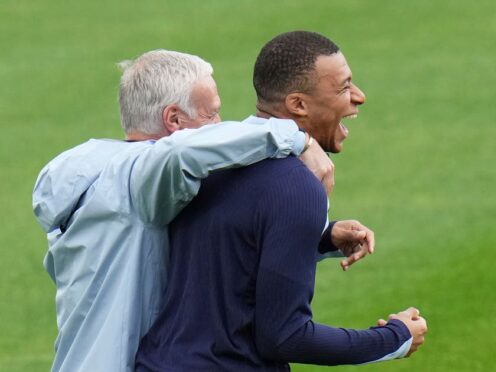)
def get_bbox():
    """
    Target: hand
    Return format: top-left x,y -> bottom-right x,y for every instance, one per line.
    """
331,220 -> 375,271
377,307 -> 428,357
299,138 -> 334,195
